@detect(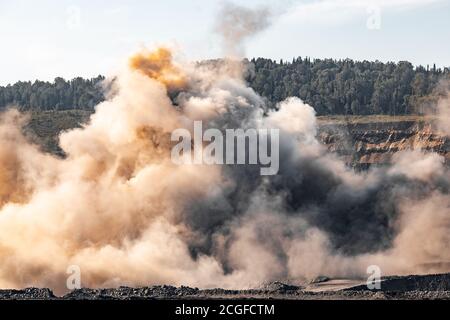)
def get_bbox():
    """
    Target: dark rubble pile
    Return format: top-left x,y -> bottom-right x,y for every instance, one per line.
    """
0,288 -> 55,300
346,273 -> 450,292
63,285 -> 200,300
0,273 -> 450,300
